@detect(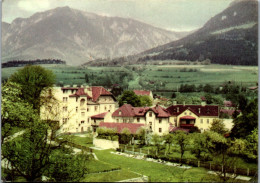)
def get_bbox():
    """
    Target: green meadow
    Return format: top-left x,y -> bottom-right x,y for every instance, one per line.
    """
2,64 -> 258,90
